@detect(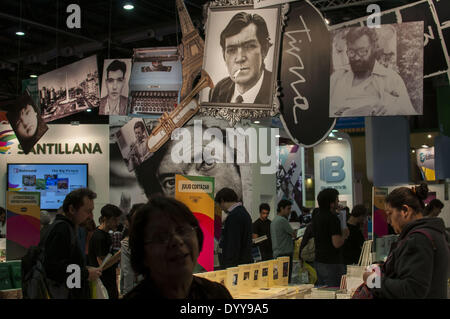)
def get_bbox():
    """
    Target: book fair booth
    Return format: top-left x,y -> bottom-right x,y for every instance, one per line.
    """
0,0 -> 449,300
